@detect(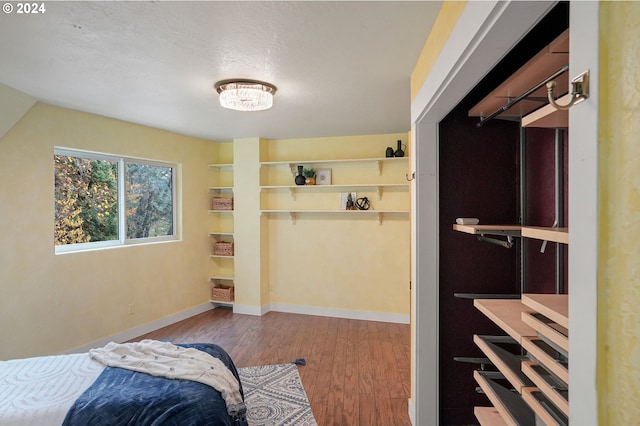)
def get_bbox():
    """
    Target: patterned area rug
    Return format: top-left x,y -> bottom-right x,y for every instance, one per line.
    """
238,363 -> 317,426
